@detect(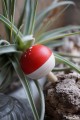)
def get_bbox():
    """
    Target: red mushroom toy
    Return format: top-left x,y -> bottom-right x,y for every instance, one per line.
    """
20,44 -> 57,83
